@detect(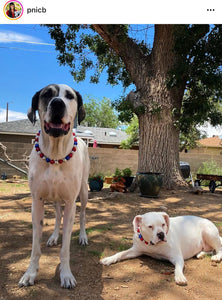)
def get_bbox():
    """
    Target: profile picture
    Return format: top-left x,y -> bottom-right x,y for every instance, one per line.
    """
3,1 -> 23,20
